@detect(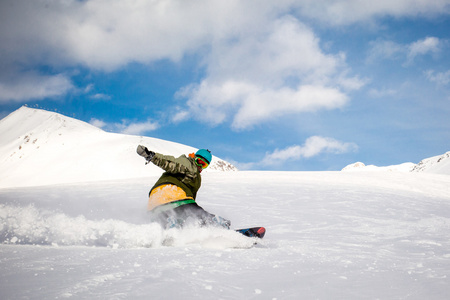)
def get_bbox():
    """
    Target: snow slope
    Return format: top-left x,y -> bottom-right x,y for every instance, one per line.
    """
1,171 -> 450,299
0,107 -> 236,188
411,151 -> 450,174
1,106 -> 450,299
